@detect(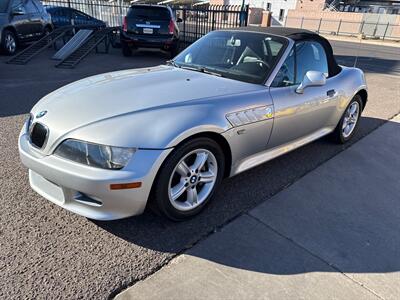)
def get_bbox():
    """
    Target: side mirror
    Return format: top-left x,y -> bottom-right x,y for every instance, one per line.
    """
177,17 -> 183,23
12,5 -> 25,15
295,71 -> 326,94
